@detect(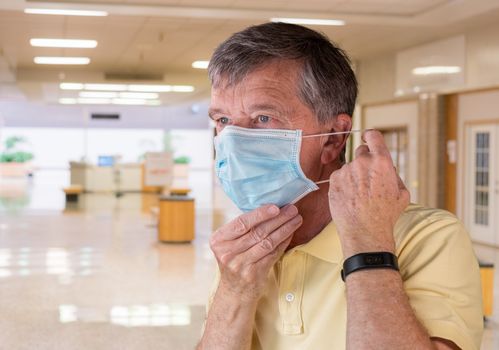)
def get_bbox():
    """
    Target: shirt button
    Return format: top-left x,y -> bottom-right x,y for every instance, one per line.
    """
285,293 -> 295,302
